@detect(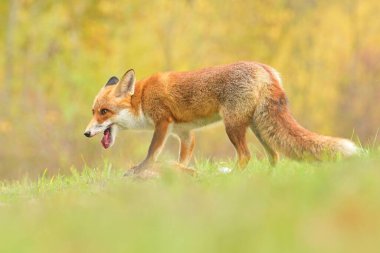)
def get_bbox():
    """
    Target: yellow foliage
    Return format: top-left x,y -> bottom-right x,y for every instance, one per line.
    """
0,0 -> 379,178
